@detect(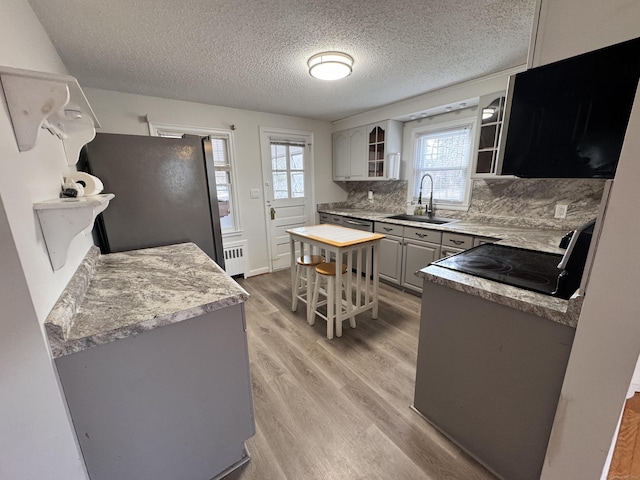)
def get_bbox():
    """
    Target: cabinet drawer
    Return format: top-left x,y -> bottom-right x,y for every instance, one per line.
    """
404,226 -> 442,244
319,213 -> 330,223
440,246 -> 464,258
473,236 -> 499,247
442,232 -> 473,250
375,222 -> 403,237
